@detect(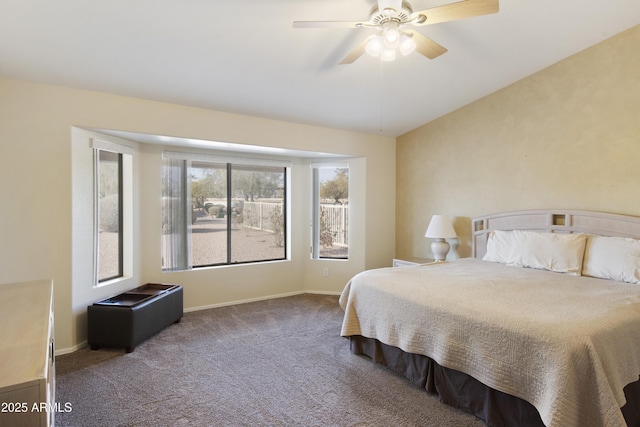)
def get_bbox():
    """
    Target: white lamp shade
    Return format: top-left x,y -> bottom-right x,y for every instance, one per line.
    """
399,33 -> 416,56
382,22 -> 400,48
365,35 -> 384,57
424,215 -> 457,239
